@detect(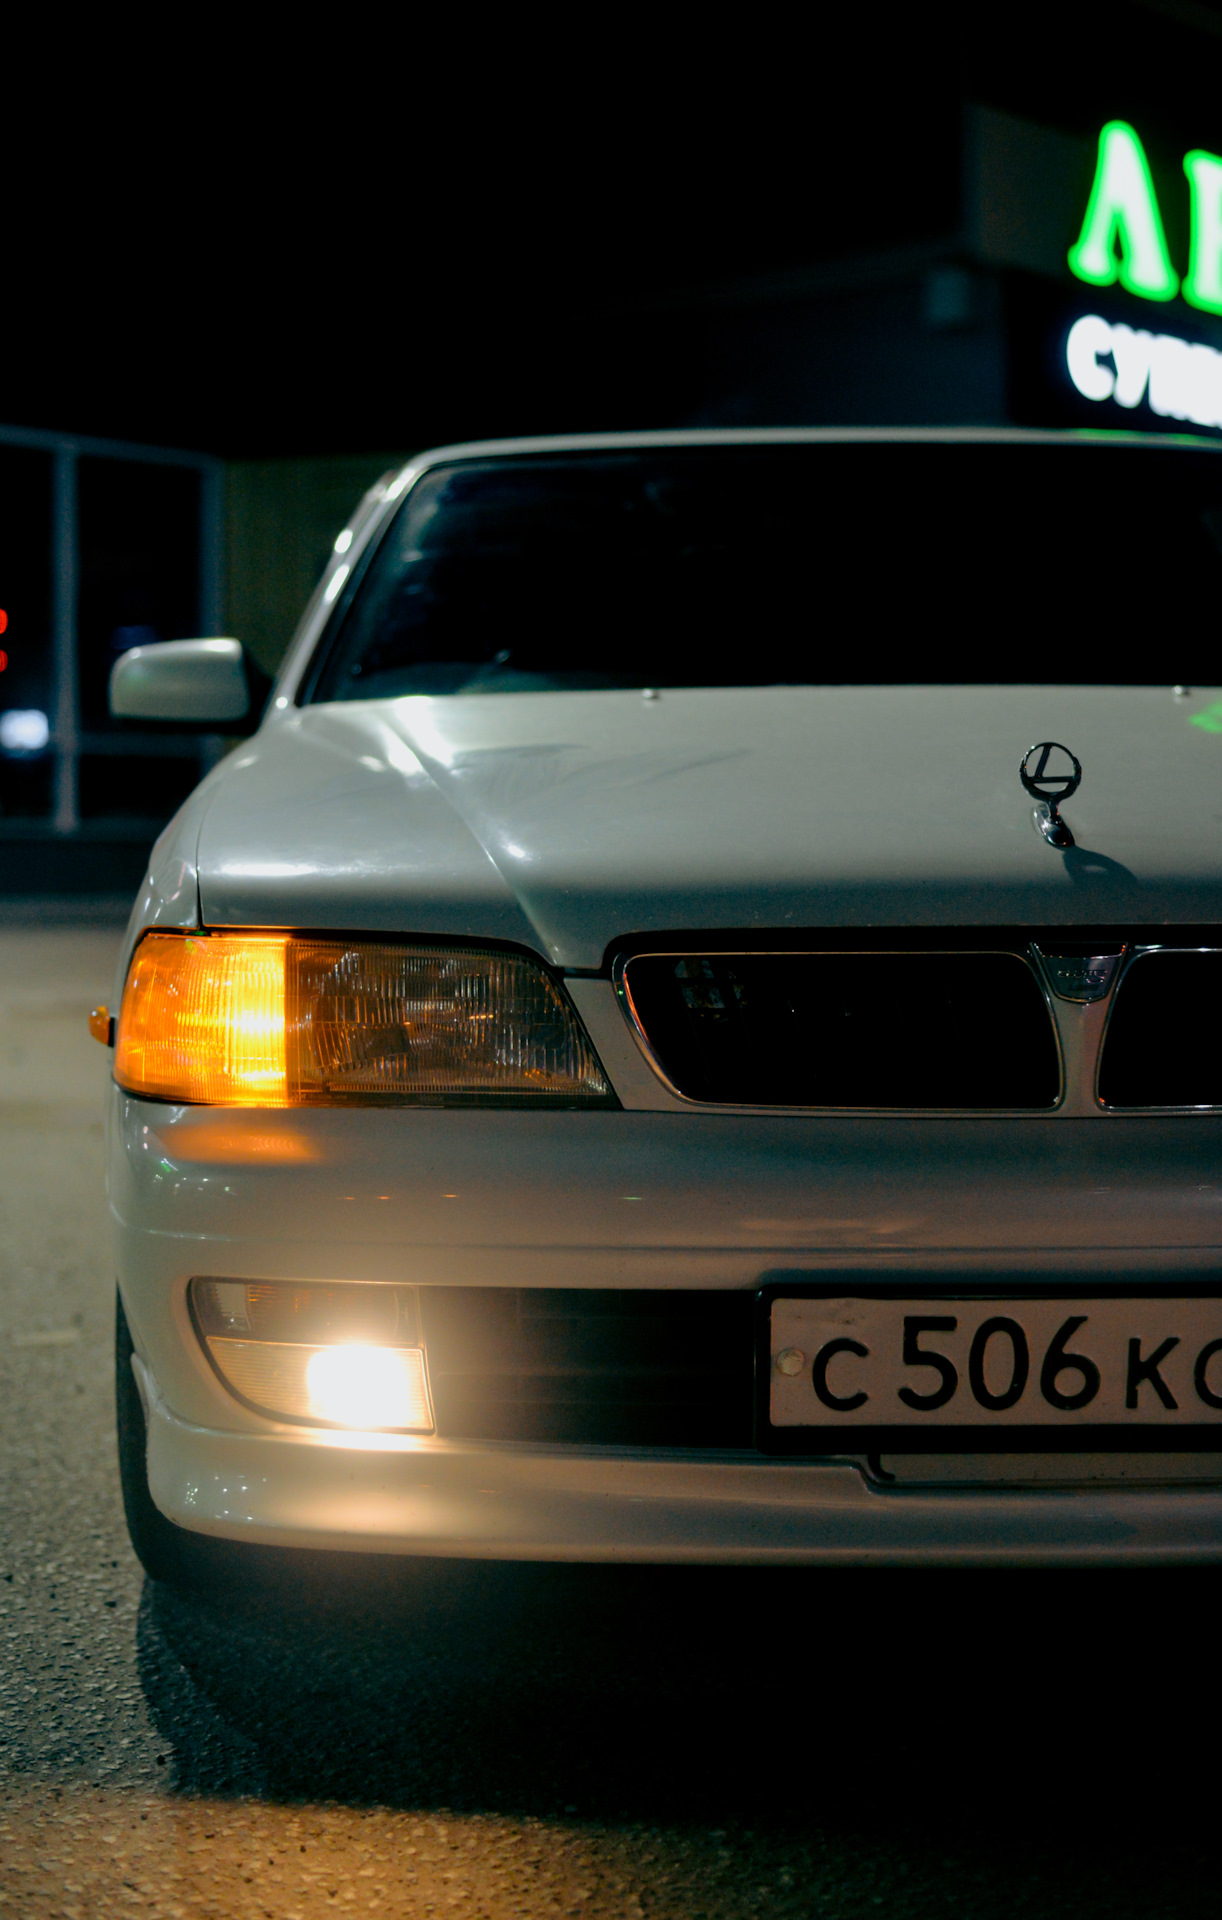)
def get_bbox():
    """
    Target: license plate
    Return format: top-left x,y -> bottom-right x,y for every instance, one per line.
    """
763,1292 -> 1222,1447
